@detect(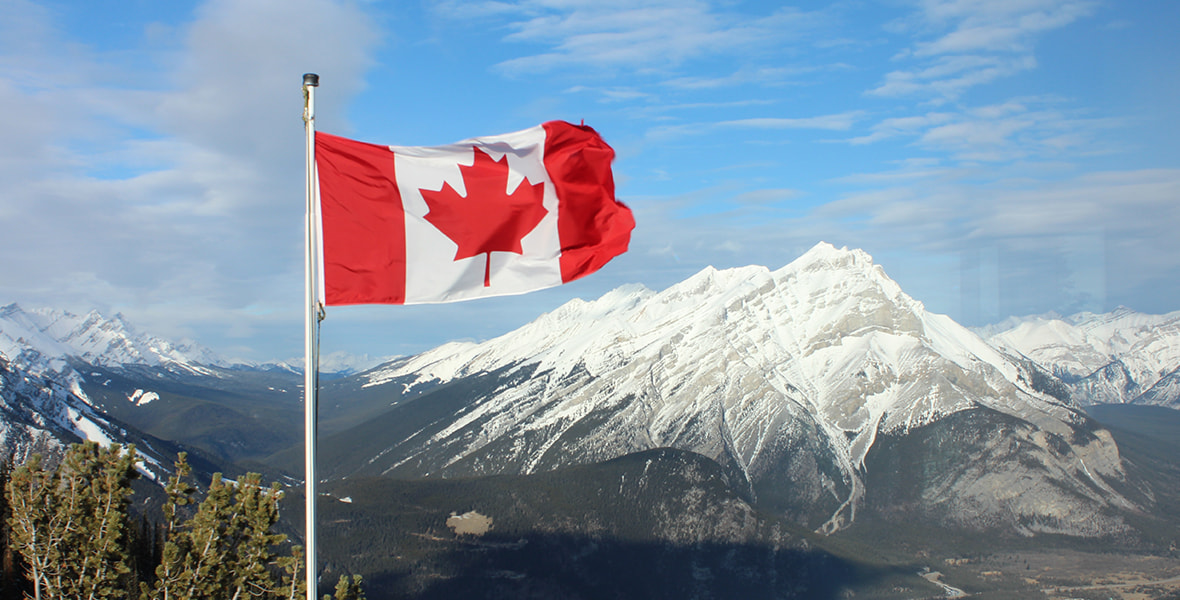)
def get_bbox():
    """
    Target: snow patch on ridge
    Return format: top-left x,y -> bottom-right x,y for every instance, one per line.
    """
129,389 -> 159,406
